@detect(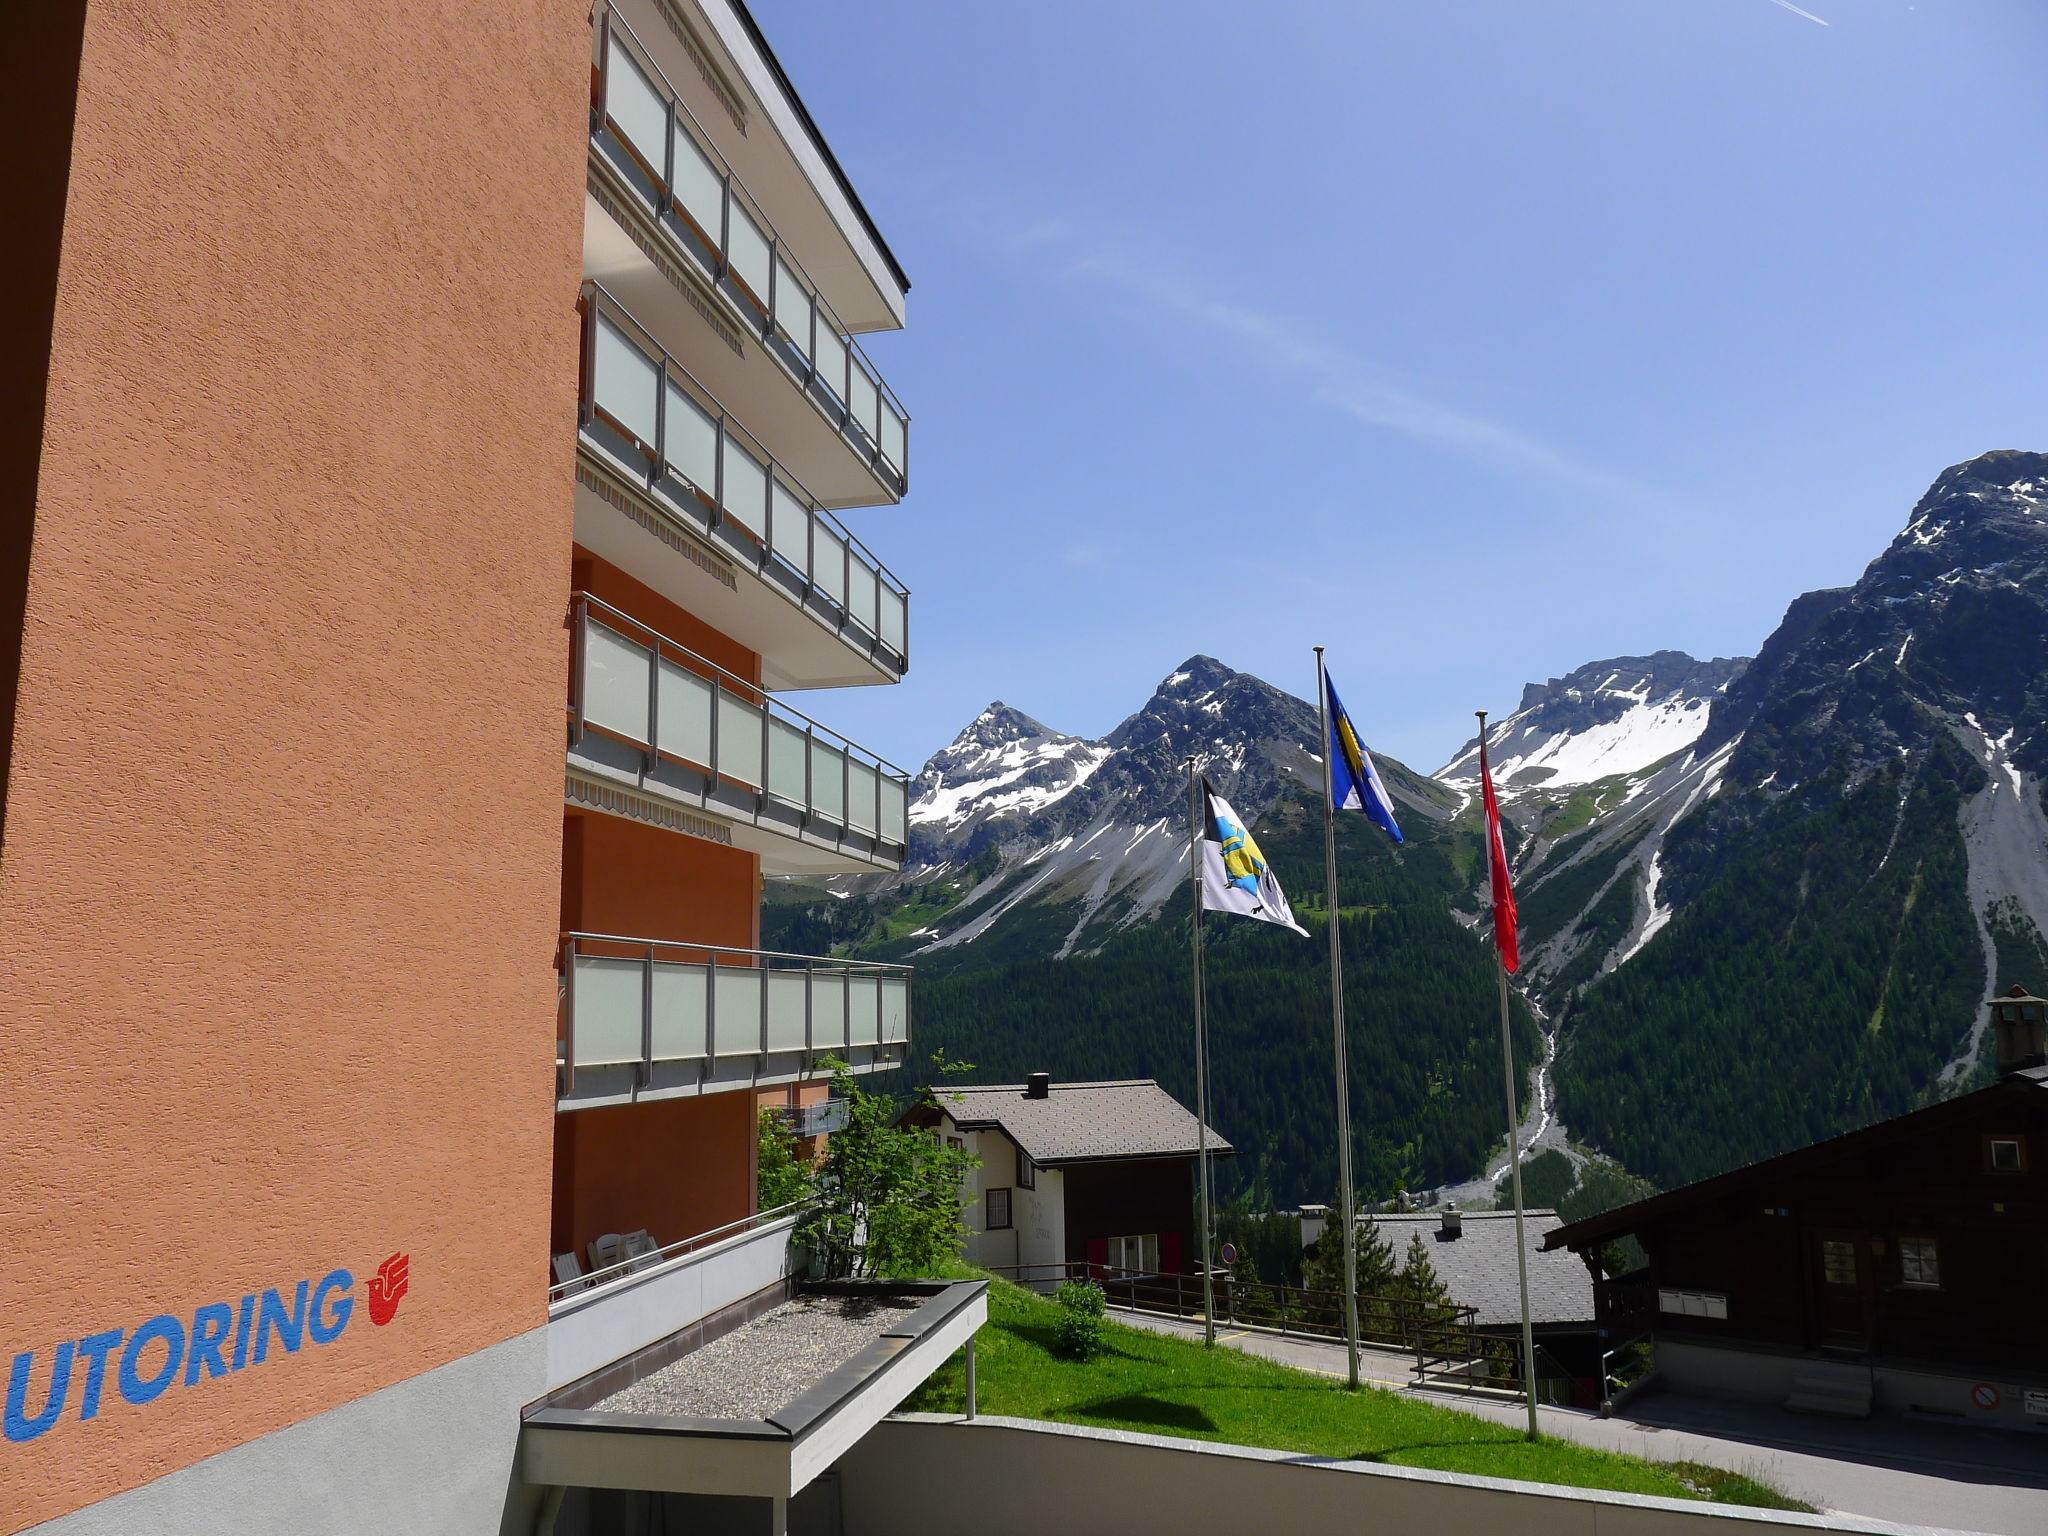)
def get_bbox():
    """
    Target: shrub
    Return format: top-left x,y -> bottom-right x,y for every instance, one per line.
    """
1052,1280 -> 1107,1359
